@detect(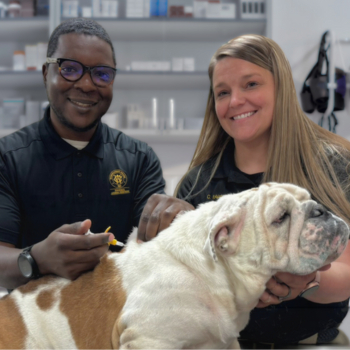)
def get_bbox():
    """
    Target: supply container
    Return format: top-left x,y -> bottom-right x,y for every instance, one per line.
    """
3,98 -> 25,129
13,51 -> 25,71
7,1 -> 21,17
